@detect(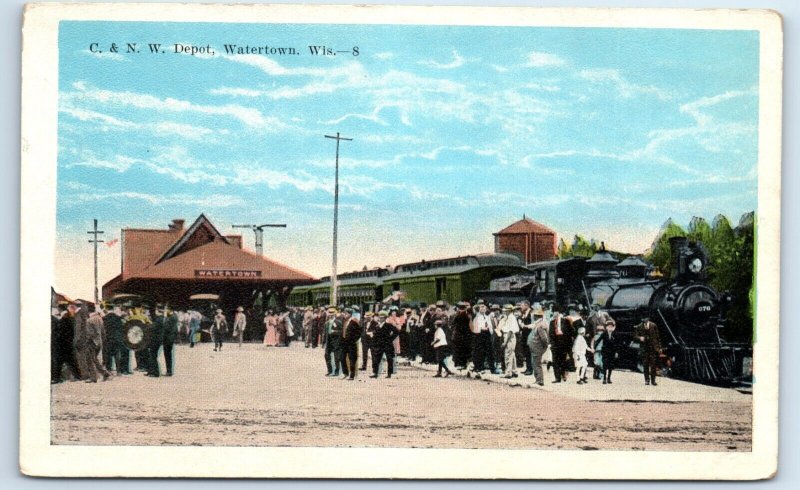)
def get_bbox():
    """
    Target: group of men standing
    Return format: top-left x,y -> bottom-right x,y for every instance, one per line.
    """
303,298 -> 664,387
51,299 -> 180,383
